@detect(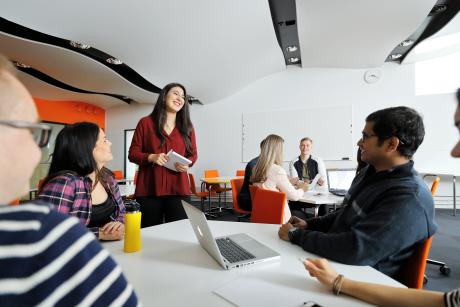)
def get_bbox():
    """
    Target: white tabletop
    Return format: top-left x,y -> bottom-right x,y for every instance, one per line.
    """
104,220 -> 403,306
118,184 -> 135,197
299,190 -> 343,205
